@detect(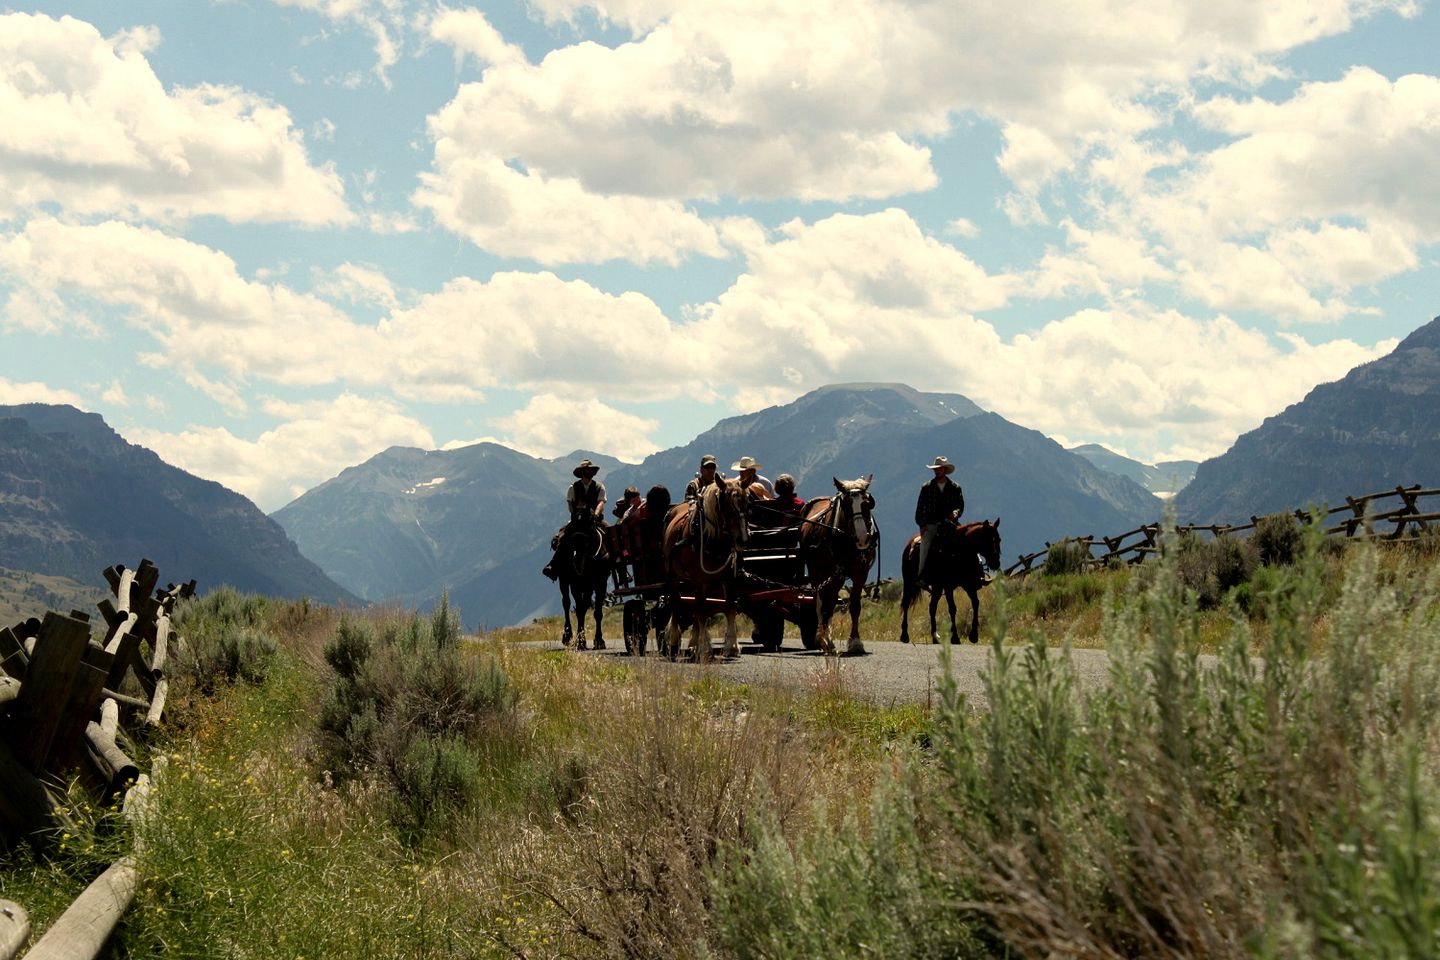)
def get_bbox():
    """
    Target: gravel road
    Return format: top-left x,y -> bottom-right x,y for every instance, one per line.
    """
528,632 -> 1133,711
